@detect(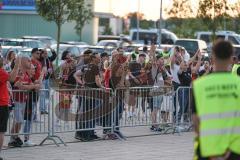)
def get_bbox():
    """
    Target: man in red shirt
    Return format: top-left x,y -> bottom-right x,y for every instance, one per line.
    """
8,56 -> 41,148
0,57 -> 20,160
31,48 -> 42,81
